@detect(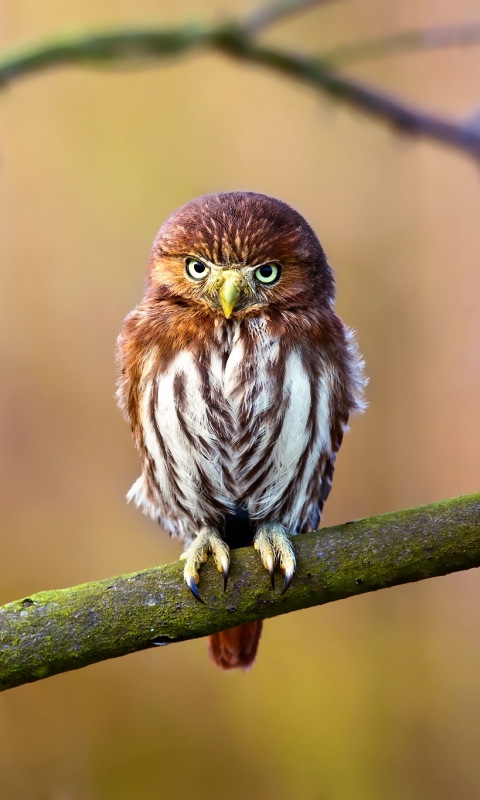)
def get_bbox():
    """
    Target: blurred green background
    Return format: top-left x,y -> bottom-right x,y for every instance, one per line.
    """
1,1 -> 480,799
